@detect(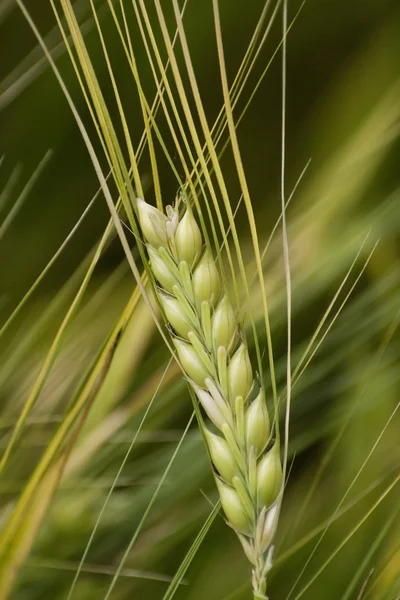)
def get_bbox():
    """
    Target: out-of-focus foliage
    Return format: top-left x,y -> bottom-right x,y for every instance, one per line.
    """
0,1 -> 399,599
